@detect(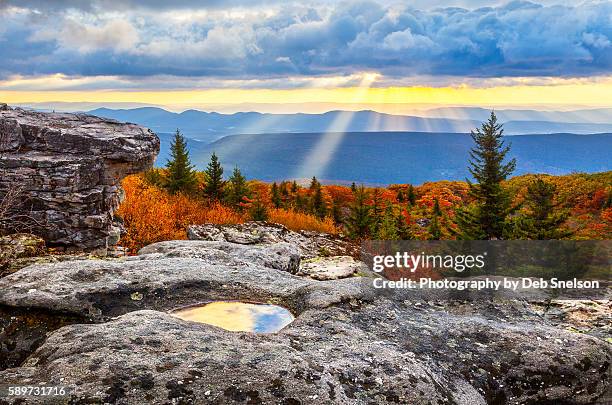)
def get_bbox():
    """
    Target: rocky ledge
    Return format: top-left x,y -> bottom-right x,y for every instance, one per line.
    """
0,104 -> 159,250
0,224 -> 609,404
